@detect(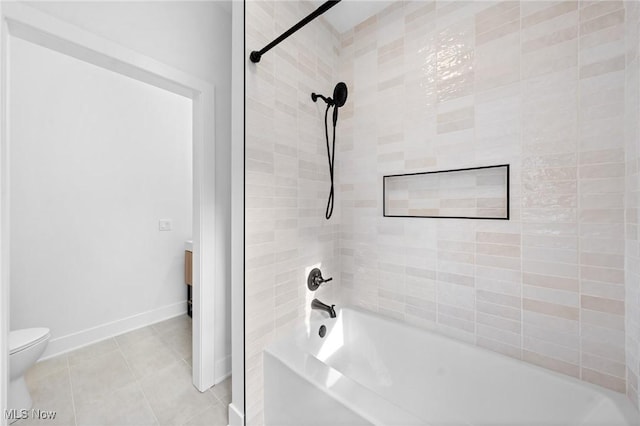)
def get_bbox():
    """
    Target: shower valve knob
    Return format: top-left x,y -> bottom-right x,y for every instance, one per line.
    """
307,268 -> 332,291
